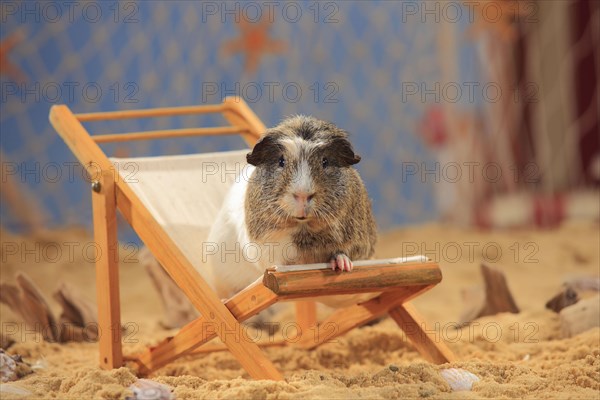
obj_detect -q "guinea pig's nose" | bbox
[293,192,315,204]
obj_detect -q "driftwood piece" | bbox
[546,276,599,313]
[479,262,519,315]
[139,247,198,329]
[545,285,580,313]
[53,283,99,341]
[0,273,59,342]
[459,263,519,324]
[0,273,101,343]
[559,295,600,337]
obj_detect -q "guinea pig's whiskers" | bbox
[271,207,289,229]
[314,208,335,231]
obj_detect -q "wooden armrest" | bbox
[262,259,441,299]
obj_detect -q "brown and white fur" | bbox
[203,116,377,307]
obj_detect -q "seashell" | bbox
[126,379,175,400]
[0,383,32,397]
[0,352,17,383]
[440,368,480,391]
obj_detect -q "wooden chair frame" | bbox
[49,98,456,380]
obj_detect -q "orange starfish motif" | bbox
[0,30,26,82]
[223,16,287,74]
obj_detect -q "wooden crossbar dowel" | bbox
[263,262,441,299]
[75,104,228,122]
[92,126,249,143]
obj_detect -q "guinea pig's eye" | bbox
[278,156,285,168]
[322,157,329,168]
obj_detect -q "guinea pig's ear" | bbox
[330,137,361,166]
[247,134,281,166]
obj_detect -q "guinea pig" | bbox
[202,115,377,307]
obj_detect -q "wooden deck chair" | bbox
[49,98,456,381]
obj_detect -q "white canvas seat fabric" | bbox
[110,149,249,276]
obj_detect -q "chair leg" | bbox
[295,301,317,332]
[296,285,433,350]
[92,170,122,369]
[388,302,456,364]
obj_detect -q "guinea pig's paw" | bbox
[330,252,353,272]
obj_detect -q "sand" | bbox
[0,221,598,399]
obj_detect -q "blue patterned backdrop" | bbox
[1,1,481,237]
